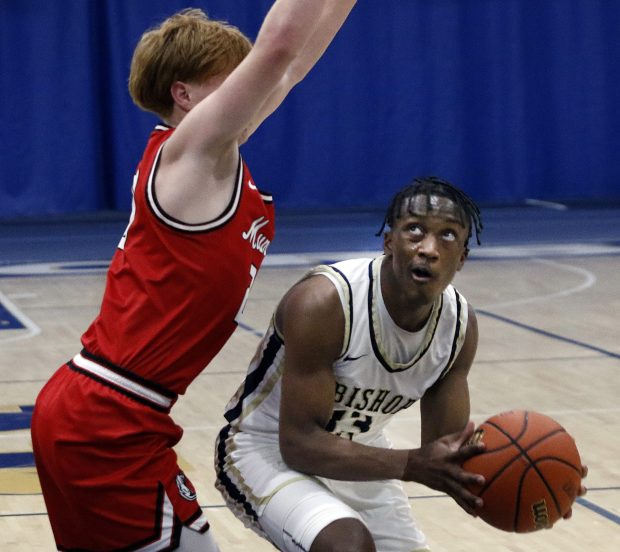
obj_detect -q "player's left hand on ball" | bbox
[562,464,588,520]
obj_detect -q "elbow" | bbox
[257,19,305,71]
[279,430,310,472]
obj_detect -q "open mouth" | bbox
[411,265,433,281]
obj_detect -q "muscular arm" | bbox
[239,0,358,143]
[278,275,410,481]
[156,1,357,222]
[279,288,485,514]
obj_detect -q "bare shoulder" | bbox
[278,273,342,322]
[276,273,345,351]
[466,302,478,331]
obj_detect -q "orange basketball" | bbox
[462,410,582,532]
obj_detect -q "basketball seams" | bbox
[463,410,581,533]
[479,415,572,531]
[519,462,562,526]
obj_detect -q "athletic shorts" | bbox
[215,424,429,552]
[31,358,210,551]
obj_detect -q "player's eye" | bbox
[408,224,424,237]
[442,229,457,242]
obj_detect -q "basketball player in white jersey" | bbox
[216,177,586,551]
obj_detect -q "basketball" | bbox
[462,410,582,533]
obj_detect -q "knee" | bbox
[310,518,375,552]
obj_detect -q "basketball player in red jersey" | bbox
[30,3,357,551]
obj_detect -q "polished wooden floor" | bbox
[1,209,619,551]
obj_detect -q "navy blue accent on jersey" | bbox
[224,331,284,423]
[411,295,443,366]
[215,425,259,522]
[328,264,354,356]
[366,260,390,371]
[439,289,463,379]
[366,260,444,373]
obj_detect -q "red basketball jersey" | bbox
[81,124,275,395]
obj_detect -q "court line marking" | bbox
[478,259,597,310]
[0,290,40,342]
[477,310,620,360]
[0,241,619,277]
[575,497,620,524]
[2,488,618,525]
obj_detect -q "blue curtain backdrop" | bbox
[1,0,619,219]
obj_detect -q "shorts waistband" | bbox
[70,352,176,411]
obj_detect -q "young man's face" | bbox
[383,194,469,302]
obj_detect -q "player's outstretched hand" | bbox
[403,421,486,516]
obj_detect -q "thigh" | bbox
[261,477,365,552]
[323,478,429,552]
[32,366,208,550]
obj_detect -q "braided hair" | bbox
[376,176,483,251]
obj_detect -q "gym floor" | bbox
[1,203,619,550]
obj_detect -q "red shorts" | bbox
[31,357,209,551]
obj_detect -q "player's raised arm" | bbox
[167,0,356,157]
[151,0,356,222]
[239,0,358,143]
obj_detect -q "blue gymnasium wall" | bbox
[1,0,619,219]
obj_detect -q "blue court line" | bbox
[477,309,620,360]
[0,303,25,330]
[0,406,33,431]
[0,452,34,469]
[576,497,620,524]
[237,321,265,338]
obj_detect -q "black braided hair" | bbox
[376,176,483,250]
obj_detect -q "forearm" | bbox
[281,428,409,481]
[287,0,357,84]
[239,0,357,142]
[255,0,330,61]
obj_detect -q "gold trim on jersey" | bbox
[304,264,353,359]
[369,257,444,372]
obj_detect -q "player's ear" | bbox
[383,231,393,256]
[456,247,468,271]
[170,81,192,112]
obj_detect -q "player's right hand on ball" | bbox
[403,421,486,516]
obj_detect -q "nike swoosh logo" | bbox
[343,354,367,362]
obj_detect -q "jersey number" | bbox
[325,409,373,440]
[118,170,139,250]
[234,264,258,324]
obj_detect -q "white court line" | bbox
[479,259,597,310]
[0,290,41,343]
[0,242,619,276]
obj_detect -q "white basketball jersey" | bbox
[223,256,468,445]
